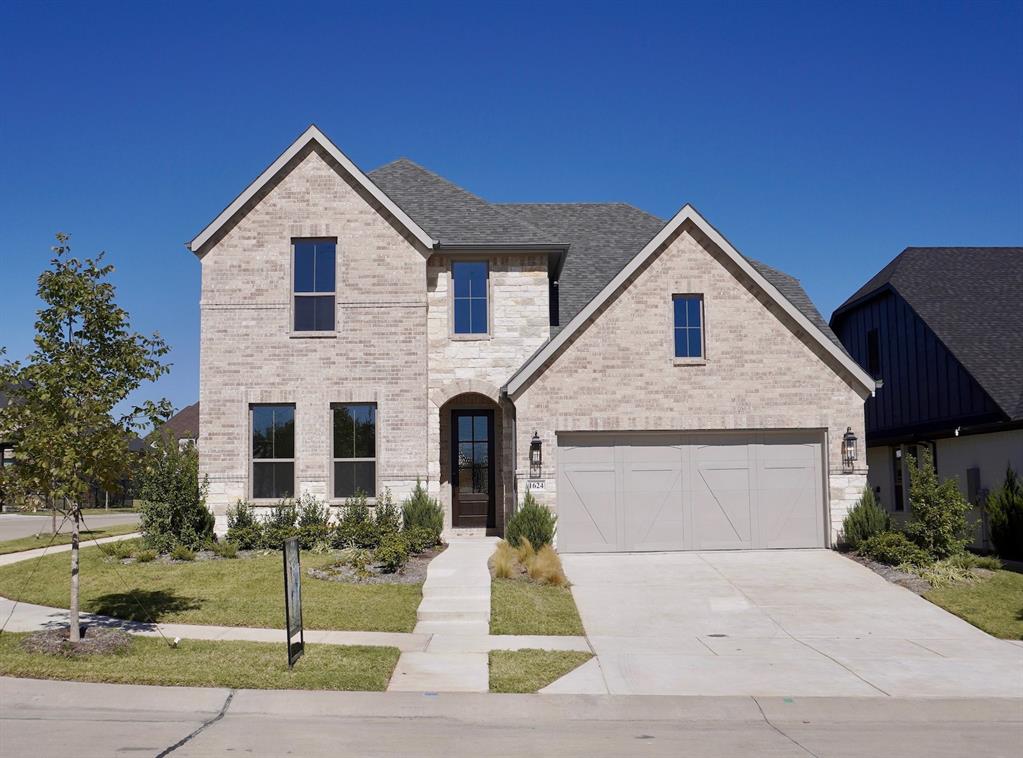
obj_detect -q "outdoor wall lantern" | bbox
[529,431,542,478]
[842,427,858,473]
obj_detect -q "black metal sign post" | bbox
[282,536,304,668]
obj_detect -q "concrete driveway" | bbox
[561,550,1023,697]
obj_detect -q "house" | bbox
[187,125,873,551]
[830,247,1023,547]
[158,402,200,449]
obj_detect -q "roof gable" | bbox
[505,205,875,396]
[832,247,1023,420]
[187,126,435,254]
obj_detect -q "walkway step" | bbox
[387,652,488,692]
[417,597,489,615]
[414,620,490,636]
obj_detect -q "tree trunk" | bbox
[51,497,57,536]
[69,504,80,642]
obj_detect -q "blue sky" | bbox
[2,0,1021,419]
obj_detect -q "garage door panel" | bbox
[559,465,618,552]
[693,461,755,550]
[756,442,822,549]
[622,461,685,551]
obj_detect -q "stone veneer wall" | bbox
[197,145,431,532]
[511,220,869,545]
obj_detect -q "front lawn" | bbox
[0,543,422,632]
[0,524,139,556]
[925,569,1023,640]
[490,578,585,636]
[0,633,399,690]
[489,649,593,693]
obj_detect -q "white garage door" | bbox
[556,431,825,552]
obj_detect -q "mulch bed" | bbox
[308,545,445,585]
[22,626,131,658]
[846,552,932,594]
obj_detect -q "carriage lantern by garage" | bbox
[841,427,858,473]
[529,432,542,478]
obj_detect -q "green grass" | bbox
[489,649,593,693]
[0,632,399,690]
[490,578,585,636]
[0,524,139,556]
[925,569,1023,640]
[0,543,422,632]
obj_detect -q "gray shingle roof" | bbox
[832,247,1023,421]
[368,159,561,247]
[367,158,846,357]
[160,402,200,440]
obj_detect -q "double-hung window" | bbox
[673,294,704,359]
[293,239,336,331]
[333,403,377,498]
[251,405,295,499]
[452,261,488,335]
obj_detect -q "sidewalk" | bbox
[0,532,140,567]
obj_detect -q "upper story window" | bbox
[333,403,376,498]
[252,404,295,500]
[673,294,704,359]
[452,261,488,335]
[293,239,336,332]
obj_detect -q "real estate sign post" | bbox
[283,537,304,668]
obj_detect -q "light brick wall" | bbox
[511,221,868,543]
[198,145,431,531]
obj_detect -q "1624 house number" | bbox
[526,480,545,490]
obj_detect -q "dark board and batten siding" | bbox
[832,290,1002,441]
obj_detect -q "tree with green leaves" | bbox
[136,433,213,554]
[0,234,171,642]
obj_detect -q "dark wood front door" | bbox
[451,410,495,529]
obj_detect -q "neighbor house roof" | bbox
[831,247,1023,421]
[159,402,200,441]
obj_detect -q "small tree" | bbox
[0,234,170,641]
[842,488,890,550]
[904,449,970,559]
[987,466,1023,560]
[136,433,213,553]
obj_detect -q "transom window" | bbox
[252,405,295,499]
[452,261,488,335]
[673,294,704,359]
[333,403,376,498]
[293,239,336,331]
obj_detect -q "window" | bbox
[892,447,904,512]
[252,405,295,499]
[673,294,704,359]
[452,261,488,335]
[293,239,336,331]
[333,403,376,498]
[867,328,880,379]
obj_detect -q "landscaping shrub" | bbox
[375,532,410,573]
[170,544,195,561]
[134,549,156,563]
[505,491,556,548]
[904,450,970,559]
[374,489,401,537]
[492,541,516,579]
[987,466,1023,560]
[104,540,136,560]
[333,492,381,549]
[295,494,331,549]
[135,433,214,553]
[226,500,262,549]
[841,489,889,549]
[946,552,1001,571]
[401,479,443,542]
[404,525,439,554]
[859,530,930,567]
[527,544,568,587]
[210,541,238,559]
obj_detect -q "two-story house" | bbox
[187,126,873,552]
[830,247,1023,547]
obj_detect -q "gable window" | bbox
[252,405,295,499]
[293,239,336,331]
[866,328,881,379]
[673,294,704,359]
[333,403,376,498]
[452,261,488,335]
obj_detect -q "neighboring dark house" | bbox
[830,247,1023,546]
[158,402,200,448]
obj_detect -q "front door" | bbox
[451,410,495,529]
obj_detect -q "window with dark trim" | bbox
[333,403,376,498]
[673,294,704,358]
[892,447,904,512]
[452,261,488,334]
[252,405,295,499]
[293,239,336,331]
[867,328,880,379]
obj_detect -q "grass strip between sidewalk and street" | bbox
[0,543,423,632]
[0,633,400,690]
[489,649,593,693]
[925,569,1023,640]
[490,578,585,636]
[0,524,139,556]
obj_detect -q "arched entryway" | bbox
[438,392,509,534]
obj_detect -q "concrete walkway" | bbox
[0,532,140,567]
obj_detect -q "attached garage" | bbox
[556,431,826,552]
